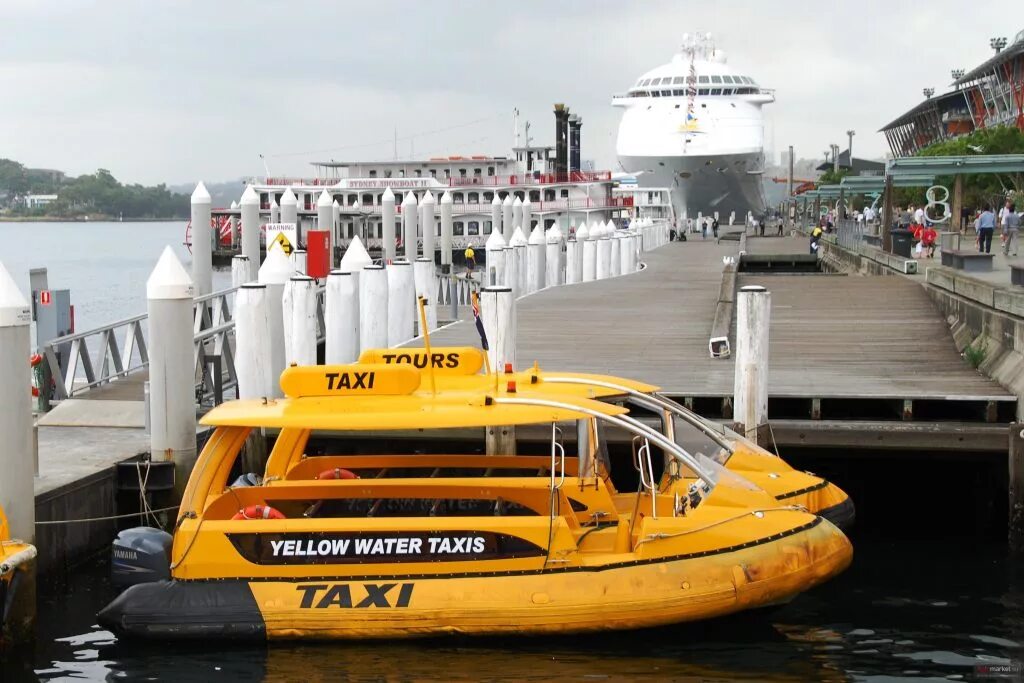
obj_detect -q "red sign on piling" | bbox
[40,290,52,306]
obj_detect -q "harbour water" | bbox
[0,221,229,339]
[4,535,1020,681]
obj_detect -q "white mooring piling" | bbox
[235,283,274,399]
[280,188,298,240]
[291,249,307,275]
[231,255,252,288]
[0,261,33,542]
[420,190,436,264]
[401,192,418,261]
[481,285,517,456]
[190,182,213,297]
[270,199,280,224]
[146,247,197,495]
[317,189,333,238]
[521,197,532,235]
[565,235,581,285]
[733,285,771,445]
[545,225,563,288]
[512,196,523,237]
[490,195,502,242]
[510,227,528,295]
[596,224,612,280]
[502,246,518,299]
[240,184,261,270]
[413,258,437,333]
[528,224,546,292]
[387,260,415,346]
[359,264,388,349]
[484,229,507,287]
[326,269,360,364]
[284,275,317,366]
[332,199,341,252]
[440,191,453,271]
[619,232,631,275]
[581,223,597,282]
[228,201,239,247]
[502,194,515,243]
[380,187,397,264]
[339,235,373,274]
[257,248,292,398]
[610,233,622,278]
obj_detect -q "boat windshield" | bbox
[671,414,731,464]
[695,453,760,492]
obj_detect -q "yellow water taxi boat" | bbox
[1,506,36,647]
[99,363,852,640]
[358,347,854,530]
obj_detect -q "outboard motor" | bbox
[111,526,172,588]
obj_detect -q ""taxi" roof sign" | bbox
[280,364,421,398]
[357,347,485,375]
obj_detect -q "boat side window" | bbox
[430,169,437,178]
[722,76,734,84]
[487,166,495,176]
[672,76,685,84]
[468,221,480,236]
[710,88,722,96]
[661,90,671,96]
[710,75,722,84]
[529,190,540,202]
[640,79,650,86]
[698,76,709,84]
[468,192,479,203]
[483,220,492,235]
[672,89,684,96]
[454,221,465,236]
[369,170,377,178]
[652,91,661,97]
[361,193,373,206]
[459,168,467,178]
[698,88,709,96]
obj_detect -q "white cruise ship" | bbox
[612,33,774,223]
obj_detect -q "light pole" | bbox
[922,87,935,98]
[846,130,855,166]
[990,37,1007,53]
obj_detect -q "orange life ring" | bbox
[316,468,359,480]
[231,504,285,520]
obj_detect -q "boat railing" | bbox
[40,282,328,408]
[242,171,614,190]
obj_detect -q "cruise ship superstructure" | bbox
[613,33,774,223]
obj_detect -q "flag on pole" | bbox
[471,291,489,351]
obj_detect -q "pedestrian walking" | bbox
[702,220,708,240]
[976,205,996,254]
[712,217,719,238]
[1002,203,1020,257]
[464,246,476,273]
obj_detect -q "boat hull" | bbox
[618,153,767,222]
[98,517,851,640]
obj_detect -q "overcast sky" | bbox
[1,0,1016,186]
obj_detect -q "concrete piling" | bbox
[270,199,280,224]
[484,229,507,287]
[240,184,261,270]
[581,223,597,282]
[231,255,252,288]
[521,197,532,235]
[339,235,373,273]
[619,232,631,275]
[545,225,563,287]
[502,194,514,243]
[401,192,418,261]
[381,187,397,264]
[290,249,307,275]
[257,248,292,398]
[190,182,213,298]
[491,195,502,241]
[480,285,516,375]
[332,199,341,249]
[0,261,33,542]
[440,191,453,272]
[326,270,360,364]
[512,196,523,237]
[146,247,197,496]
[502,246,518,299]
[528,225,546,293]
[359,265,388,349]
[284,275,317,367]
[510,227,528,295]
[420,191,436,263]
[280,188,298,242]
[235,283,274,399]
[610,233,621,277]
[386,260,415,346]
[228,201,239,247]
[733,285,771,445]
[565,235,581,285]
[413,258,437,333]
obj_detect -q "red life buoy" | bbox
[316,468,359,480]
[231,505,286,520]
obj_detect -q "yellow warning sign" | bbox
[272,232,293,255]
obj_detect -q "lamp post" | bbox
[990,37,1007,53]
[846,130,855,167]
[923,88,935,98]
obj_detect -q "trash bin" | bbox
[890,229,913,258]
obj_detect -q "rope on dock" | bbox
[34,506,179,526]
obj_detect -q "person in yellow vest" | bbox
[810,224,824,254]
[464,246,476,273]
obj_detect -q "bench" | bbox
[940,250,995,273]
[1012,264,1024,287]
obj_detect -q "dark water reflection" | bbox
[4,537,1022,682]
